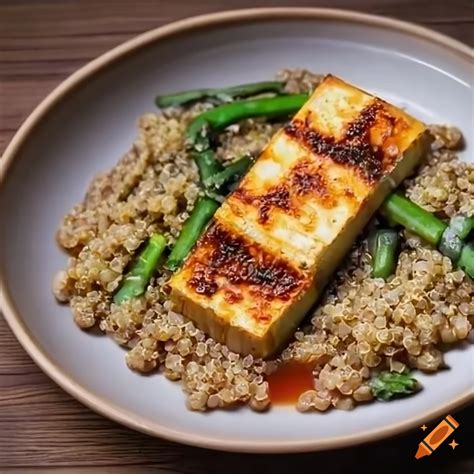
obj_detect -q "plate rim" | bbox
[0,7,473,453]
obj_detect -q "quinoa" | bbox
[53,70,473,412]
[405,126,473,217]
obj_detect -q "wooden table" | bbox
[1,1,473,472]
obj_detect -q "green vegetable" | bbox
[381,193,447,246]
[192,149,223,183]
[187,94,309,151]
[449,215,474,240]
[439,227,463,262]
[113,234,167,305]
[156,81,285,108]
[369,229,399,279]
[458,242,474,278]
[369,371,420,401]
[165,196,220,271]
[203,155,253,191]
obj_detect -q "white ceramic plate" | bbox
[0,8,473,453]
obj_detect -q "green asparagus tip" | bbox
[369,371,420,401]
[449,215,474,241]
[369,229,399,280]
[439,227,463,262]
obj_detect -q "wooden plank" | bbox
[0,469,172,474]
[1,1,472,154]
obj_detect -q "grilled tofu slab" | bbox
[170,75,428,358]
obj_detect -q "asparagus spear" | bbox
[156,81,285,108]
[187,94,309,151]
[369,229,399,279]
[448,215,474,240]
[203,155,253,191]
[439,227,463,262]
[113,233,167,304]
[381,194,473,271]
[192,149,223,183]
[369,371,420,401]
[458,242,474,278]
[438,215,474,262]
[380,193,447,246]
[165,196,220,271]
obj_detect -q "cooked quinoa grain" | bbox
[54,70,473,412]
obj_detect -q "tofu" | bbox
[169,75,428,358]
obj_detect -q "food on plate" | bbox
[369,228,399,279]
[155,80,286,108]
[170,75,428,358]
[368,370,419,401]
[186,93,309,151]
[53,69,473,412]
[165,197,219,272]
[113,233,167,305]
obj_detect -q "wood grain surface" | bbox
[0,1,473,472]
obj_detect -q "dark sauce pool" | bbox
[267,362,315,405]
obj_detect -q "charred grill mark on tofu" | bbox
[223,288,243,304]
[285,119,383,183]
[291,163,322,195]
[234,185,291,224]
[352,102,409,170]
[344,188,355,199]
[344,100,383,140]
[257,186,291,223]
[373,111,409,168]
[233,159,333,224]
[284,99,405,183]
[187,223,305,303]
[169,75,427,358]
[187,262,218,296]
[290,160,331,202]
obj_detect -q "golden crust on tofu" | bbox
[170,74,428,358]
[170,219,315,355]
[218,131,371,268]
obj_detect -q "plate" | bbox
[0,8,472,453]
